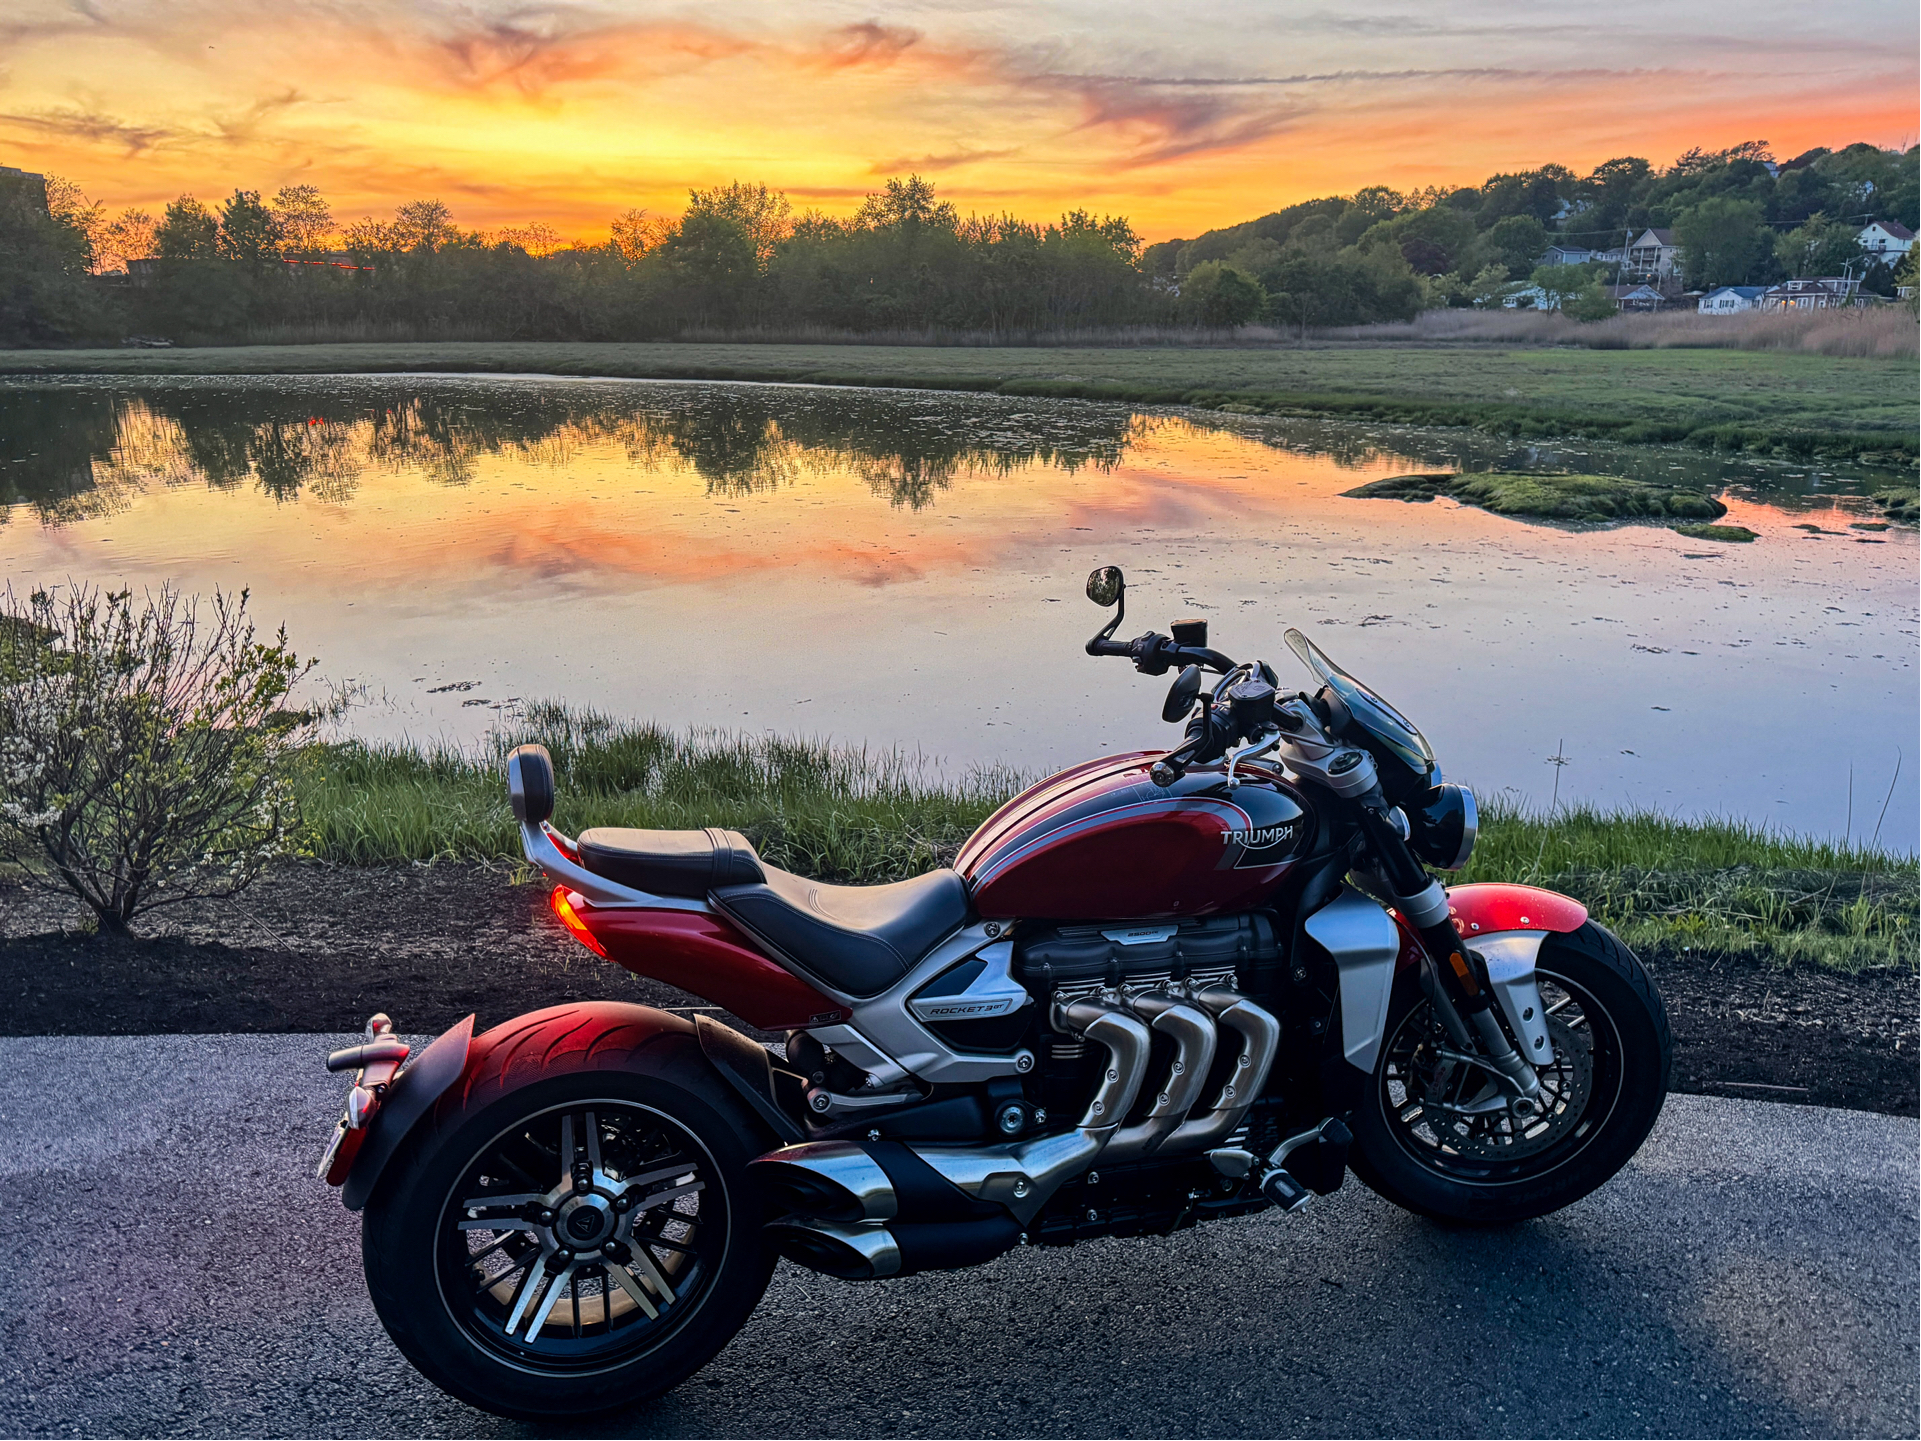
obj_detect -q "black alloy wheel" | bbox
[360,1004,777,1420]
[1348,921,1672,1223]
[443,1100,724,1367]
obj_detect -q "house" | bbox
[1698,285,1767,314]
[1757,277,1860,310]
[1503,285,1552,310]
[1538,244,1595,268]
[1623,228,1681,280]
[1606,282,1668,312]
[1857,221,1914,260]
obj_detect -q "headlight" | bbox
[1406,784,1477,871]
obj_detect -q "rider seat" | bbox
[576,826,969,998]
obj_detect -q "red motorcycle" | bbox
[319,566,1671,1420]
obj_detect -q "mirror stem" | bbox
[1085,590,1126,655]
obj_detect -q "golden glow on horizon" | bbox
[2,0,1914,241]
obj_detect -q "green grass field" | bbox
[4,340,1914,462]
[299,705,1917,973]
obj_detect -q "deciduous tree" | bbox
[1672,197,1772,286]
[216,190,284,262]
[270,184,333,257]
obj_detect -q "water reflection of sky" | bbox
[2,375,1914,846]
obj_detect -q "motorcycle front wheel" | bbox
[1348,920,1672,1224]
[359,1004,776,1420]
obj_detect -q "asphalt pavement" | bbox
[0,1033,1913,1439]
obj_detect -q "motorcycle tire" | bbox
[1348,920,1672,1225]
[360,1003,777,1420]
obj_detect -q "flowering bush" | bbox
[0,584,317,932]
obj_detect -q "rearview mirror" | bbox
[1162,665,1202,723]
[1086,565,1125,609]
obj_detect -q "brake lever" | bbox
[1222,726,1282,790]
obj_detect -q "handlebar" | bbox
[1087,629,1236,676]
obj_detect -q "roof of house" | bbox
[1630,228,1676,247]
[1761,277,1854,294]
[1862,220,1915,240]
[1703,286,1766,299]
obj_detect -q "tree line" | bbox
[1156,141,1920,326]
[1,138,1915,347]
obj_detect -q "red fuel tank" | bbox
[957,751,1312,922]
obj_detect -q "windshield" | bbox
[1282,628,1436,777]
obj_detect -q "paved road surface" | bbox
[0,1034,1913,1439]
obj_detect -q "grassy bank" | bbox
[300,707,1917,973]
[3,340,1914,465]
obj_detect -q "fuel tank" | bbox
[957,752,1311,922]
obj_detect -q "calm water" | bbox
[2,375,1914,845]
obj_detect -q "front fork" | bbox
[1356,808,1544,1112]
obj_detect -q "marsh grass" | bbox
[302,702,1020,885]
[295,705,1917,973]
[1461,798,1917,972]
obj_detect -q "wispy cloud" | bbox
[816,21,920,70]
[0,106,177,155]
[871,147,1017,174]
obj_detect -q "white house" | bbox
[1698,285,1767,314]
[1623,228,1681,280]
[1758,277,1860,310]
[1857,221,1914,260]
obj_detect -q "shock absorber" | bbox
[1356,805,1541,1104]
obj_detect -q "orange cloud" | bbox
[0,1,1910,240]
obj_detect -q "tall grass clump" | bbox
[1321,306,1919,359]
[1461,796,1918,972]
[301,701,1024,883]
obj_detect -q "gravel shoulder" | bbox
[0,1034,1912,1439]
[1,861,1913,1116]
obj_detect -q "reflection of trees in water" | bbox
[2,383,1142,521]
[0,389,129,525]
[2,383,1794,530]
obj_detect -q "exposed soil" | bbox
[2,861,1913,1116]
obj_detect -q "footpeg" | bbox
[1252,1116,1354,1213]
[1260,1166,1313,1212]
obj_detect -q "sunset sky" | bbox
[3,0,1915,241]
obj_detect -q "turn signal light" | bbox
[549,886,609,958]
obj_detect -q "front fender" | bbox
[1383,883,1588,1076]
[1445,882,1587,938]
[341,1014,473,1212]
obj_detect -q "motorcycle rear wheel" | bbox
[1348,920,1671,1224]
[359,1004,776,1420]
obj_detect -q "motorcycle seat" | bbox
[712,868,970,999]
[576,826,766,898]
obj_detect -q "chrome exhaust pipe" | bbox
[1161,983,1282,1153]
[910,994,1152,1225]
[1100,992,1217,1163]
[746,1140,898,1222]
[763,1217,902,1279]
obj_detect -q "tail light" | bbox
[549,886,609,957]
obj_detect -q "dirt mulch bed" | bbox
[2,861,1914,1117]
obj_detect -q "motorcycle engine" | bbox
[1013,913,1282,1122]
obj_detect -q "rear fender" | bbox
[339,1008,806,1210]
